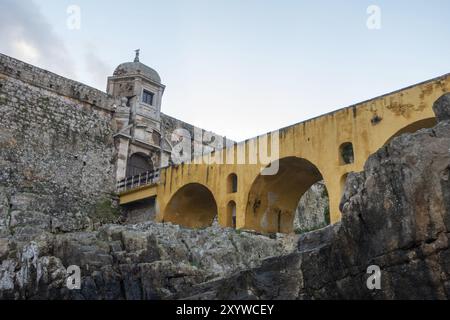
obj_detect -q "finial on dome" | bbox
[134,49,140,62]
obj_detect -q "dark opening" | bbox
[152,131,161,145]
[340,142,354,165]
[341,173,349,196]
[227,173,238,193]
[126,153,153,177]
[227,201,237,228]
[142,89,154,106]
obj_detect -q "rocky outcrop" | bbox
[433,93,450,122]
[172,107,450,299]
[294,181,330,233]
[0,221,295,299]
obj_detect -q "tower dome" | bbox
[113,49,161,83]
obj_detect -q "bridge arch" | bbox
[163,183,218,228]
[245,156,329,234]
[384,117,437,146]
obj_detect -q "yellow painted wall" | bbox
[119,185,157,205]
[122,73,450,233]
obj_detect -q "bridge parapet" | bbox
[117,170,160,193]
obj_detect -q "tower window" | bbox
[142,89,154,105]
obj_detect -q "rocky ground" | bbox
[1,95,450,300]
[0,220,296,299]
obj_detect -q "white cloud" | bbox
[0,0,76,78]
[12,39,40,62]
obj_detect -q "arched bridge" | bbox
[118,73,450,233]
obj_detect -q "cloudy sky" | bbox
[1,0,450,141]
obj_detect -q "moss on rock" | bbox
[89,198,121,224]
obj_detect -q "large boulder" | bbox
[433,93,450,122]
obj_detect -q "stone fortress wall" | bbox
[0,54,116,112]
[0,53,118,237]
[0,53,230,235]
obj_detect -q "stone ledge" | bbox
[0,53,118,112]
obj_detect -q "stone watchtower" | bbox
[108,50,168,181]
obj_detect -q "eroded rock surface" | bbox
[0,221,294,299]
[294,181,330,233]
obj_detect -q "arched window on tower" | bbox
[126,153,154,177]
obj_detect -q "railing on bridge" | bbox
[117,170,160,193]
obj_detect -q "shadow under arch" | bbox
[164,183,218,228]
[245,156,329,234]
[384,117,437,146]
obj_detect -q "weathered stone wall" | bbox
[161,113,234,159]
[0,54,119,239]
[124,199,156,224]
[0,54,115,112]
[162,113,208,149]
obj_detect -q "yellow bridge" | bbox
[119,73,450,233]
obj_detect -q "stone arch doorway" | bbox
[245,157,329,234]
[126,152,154,177]
[163,183,218,228]
[384,117,437,146]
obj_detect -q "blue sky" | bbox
[1,0,450,141]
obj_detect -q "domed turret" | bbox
[108,50,168,183]
[112,49,161,83]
